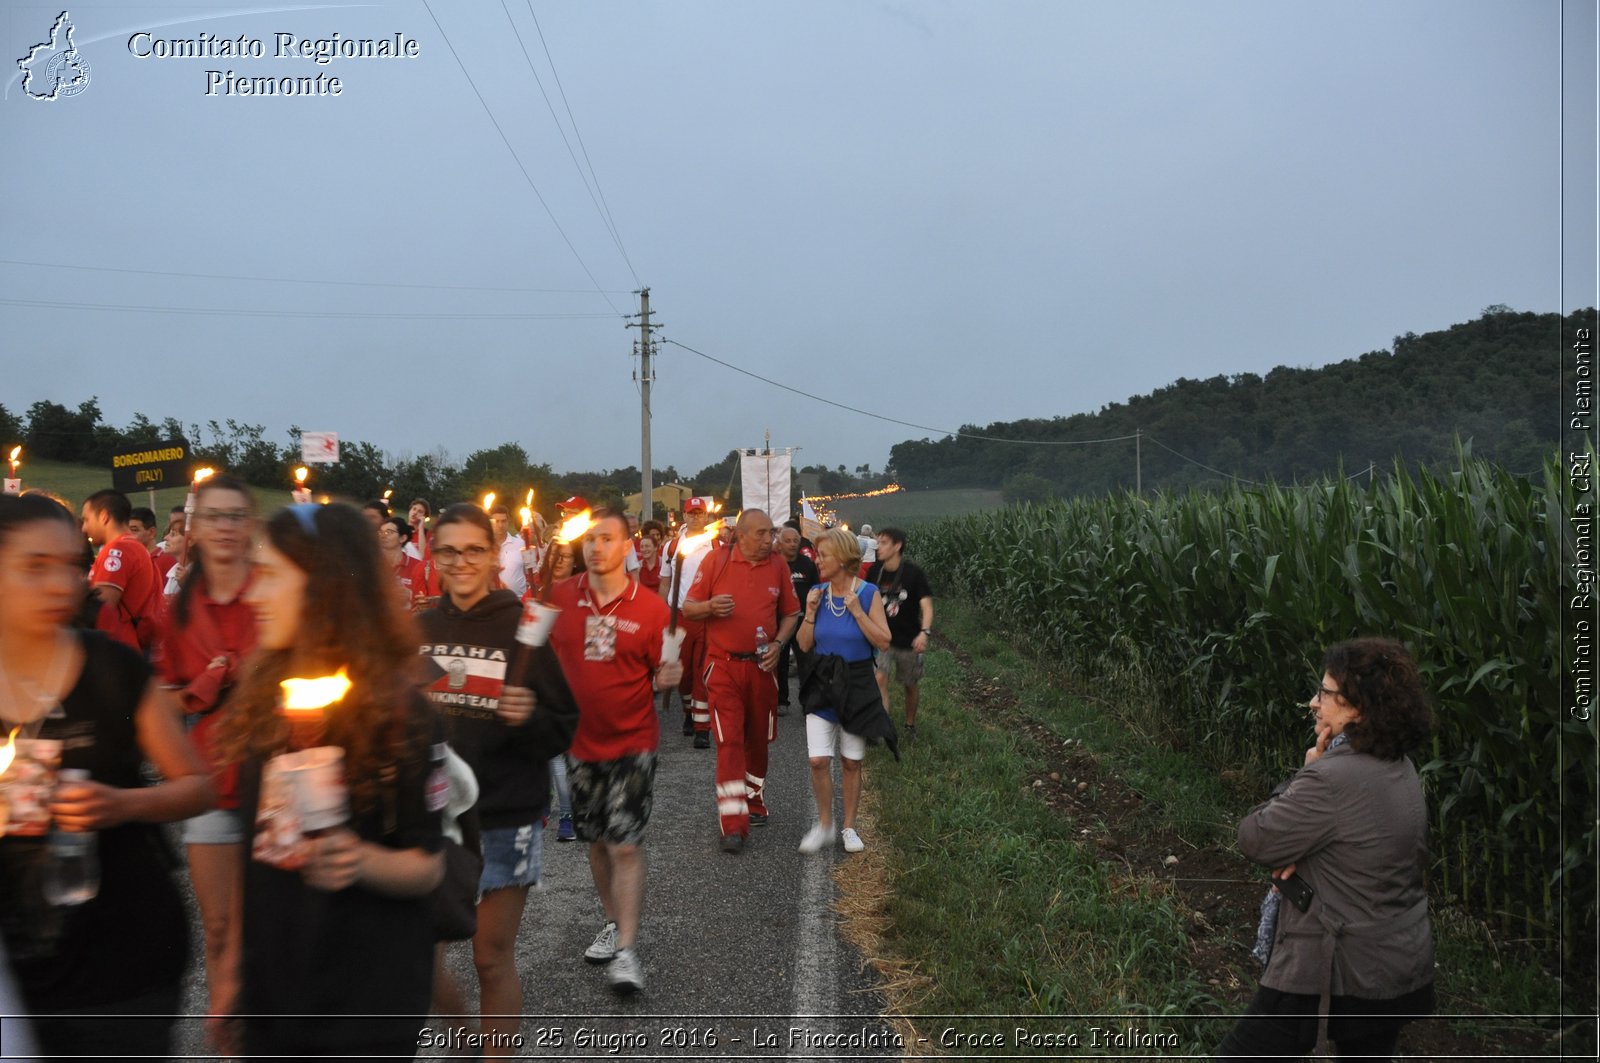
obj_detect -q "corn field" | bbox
[918,449,1592,964]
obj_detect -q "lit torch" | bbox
[520,489,535,546]
[291,466,312,504]
[279,667,352,750]
[0,725,20,837]
[668,518,725,630]
[180,467,215,566]
[481,491,496,513]
[539,508,595,602]
[3,446,19,495]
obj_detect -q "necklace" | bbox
[581,576,628,619]
[825,578,856,617]
[0,632,73,729]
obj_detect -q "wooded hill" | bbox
[888,306,1589,499]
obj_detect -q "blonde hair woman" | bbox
[794,526,894,854]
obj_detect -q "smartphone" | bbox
[1276,872,1314,913]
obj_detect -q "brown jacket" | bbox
[1237,743,1435,999]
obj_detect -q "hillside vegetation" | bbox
[889,306,1585,498]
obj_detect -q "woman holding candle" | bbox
[156,473,258,1033]
[218,502,446,1059]
[0,493,215,1058]
[419,503,579,1055]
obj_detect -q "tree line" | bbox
[887,306,1591,500]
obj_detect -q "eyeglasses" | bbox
[1312,684,1343,702]
[434,545,492,565]
[197,509,252,524]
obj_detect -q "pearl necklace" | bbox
[825,578,857,617]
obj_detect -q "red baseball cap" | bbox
[684,497,708,513]
[557,495,589,512]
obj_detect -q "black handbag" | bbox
[431,806,482,942]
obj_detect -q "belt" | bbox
[717,652,762,662]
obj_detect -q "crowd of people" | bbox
[0,485,935,1058]
[0,479,1440,1060]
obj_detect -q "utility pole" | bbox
[629,289,654,520]
[1135,428,1142,495]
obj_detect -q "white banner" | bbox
[740,448,792,523]
[300,432,340,464]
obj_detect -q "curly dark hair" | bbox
[1324,637,1434,760]
[215,502,429,815]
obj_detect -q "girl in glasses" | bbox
[419,503,578,1057]
[155,473,257,1041]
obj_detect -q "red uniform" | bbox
[90,534,160,654]
[392,554,427,611]
[686,548,800,838]
[548,575,668,761]
[157,575,257,809]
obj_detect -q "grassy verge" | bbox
[848,597,1569,1056]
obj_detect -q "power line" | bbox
[1142,434,1267,486]
[501,0,641,287]
[661,337,1139,446]
[420,0,624,317]
[0,297,616,321]
[0,258,631,296]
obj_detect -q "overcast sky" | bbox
[3,0,1595,477]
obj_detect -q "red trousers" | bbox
[704,656,777,837]
[677,621,711,732]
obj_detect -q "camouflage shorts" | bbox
[565,751,657,846]
[874,645,924,685]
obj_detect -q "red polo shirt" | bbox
[549,574,669,761]
[686,547,800,658]
[90,533,160,653]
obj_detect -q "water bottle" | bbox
[44,769,99,906]
[754,625,769,658]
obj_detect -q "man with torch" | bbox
[547,508,682,993]
[662,497,716,746]
[681,510,801,853]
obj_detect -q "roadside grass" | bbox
[863,614,1223,1053]
[831,488,1005,530]
[856,597,1567,1055]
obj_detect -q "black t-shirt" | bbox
[864,559,934,649]
[0,631,188,1012]
[786,554,820,607]
[239,693,444,1049]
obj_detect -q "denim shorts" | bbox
[182,806,246,845]
[478,823,542,893]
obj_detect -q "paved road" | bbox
[171,678,901,1060]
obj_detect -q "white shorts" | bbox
[805,713,866,761]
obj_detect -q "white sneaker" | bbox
[584,921,617,964]
[841,827,865,853]
[607,947,645,994]
[798,822,833,854]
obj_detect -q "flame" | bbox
[481,491,496,512]
[193,467,216,486]
[677,518,725,557]
[280,668,353,714]
[293,466,309,485]
[0,726,19,778]
[382,488,393,500]
[524,489,534,507]
[519,506,532,527]
[554,508,595,545]
[6,446,19,463]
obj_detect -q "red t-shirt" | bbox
[152,549,179,582]
[548,574,668,761]
[156,577,257,808]
[686,548,801,658]
[393,554,427,610]
[637,554,663,592]
[90,533,160,653]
